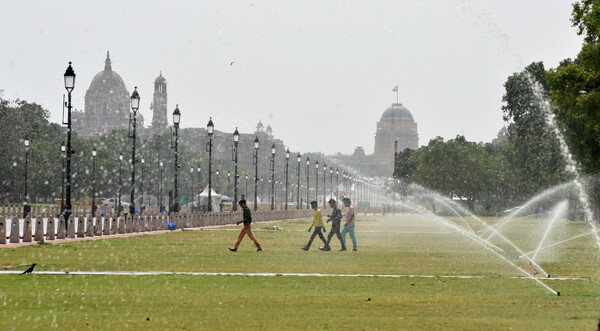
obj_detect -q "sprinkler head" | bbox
[556,292,560,296]
[547,274,550,278]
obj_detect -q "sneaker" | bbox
[318,247,325,251]
[352,248,358,251]
[323,246,331,251]
[257,247,263,252]
[228,247,237,252]
[339,248,346,251]
[301,246,309,251]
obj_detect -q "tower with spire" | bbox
[151,72,169,134]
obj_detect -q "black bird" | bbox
[21,263,36,275]
[230,61,235,66]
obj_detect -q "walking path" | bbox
[0,270,588,280]
[1,221,278,249]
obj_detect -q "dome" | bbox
[86,51,129,97]
[155,72,167,84]
[380,103,414,122]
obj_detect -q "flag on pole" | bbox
[392,85,398,92]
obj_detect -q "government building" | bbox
[334,103,419,177]
[72,52,418,178]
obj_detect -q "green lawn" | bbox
[1,214,600,330]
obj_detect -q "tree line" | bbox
[394,1,600,214]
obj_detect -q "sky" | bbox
[0,0,584,155]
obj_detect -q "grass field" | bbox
[1,214,600,330]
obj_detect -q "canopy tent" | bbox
[197,187,222,212]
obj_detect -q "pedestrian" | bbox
[302,201,330,251]
[229,199,262,252]
[340,197,357,251]
[320,198,345,251]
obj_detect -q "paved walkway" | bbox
[1,221,280,248]
[0,270,588,280]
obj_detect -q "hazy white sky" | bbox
[0,0,583,155]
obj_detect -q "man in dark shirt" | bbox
[229,199,262,252]
[321,198,345,251]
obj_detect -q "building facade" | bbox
[72,52,145,137]
[335,102,419,177]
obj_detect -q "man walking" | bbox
[340,197,357,251]
[229,199,262,252]
[320,198,345,251]
[302,201,330,251]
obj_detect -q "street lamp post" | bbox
[253,137,259,210]
[206,117,214,212]
[232,128,239,210]
[11,161,17,203]
[91,147,97,216]
[315,161,319,204]
[245,174,248,199]
[190,167,194,211]
[296,153,301,210]
[335,168,339,200]
[23,137,30,218]
[63,62,76,225]
[322,163,327,209]
[118,153,123,216]
[60,142,66,215]
[227,170,231,198]
[284,148,290,210]
[129,87,140,215]
[159,161,164,213]
[305,157,310,209]
[329,167,333,203]
[343,172,347,198]
[197,165,201,205]
[215,169,219,192]
[140,158,145,211]
[270,143,276,210]
[171,105,181,213]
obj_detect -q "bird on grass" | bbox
[21,263,36,275]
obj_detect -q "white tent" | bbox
[198,187,222,211]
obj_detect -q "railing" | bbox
[0,209,313,245]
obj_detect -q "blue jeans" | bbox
[341,225,357,250]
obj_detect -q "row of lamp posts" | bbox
[60,62,359,219]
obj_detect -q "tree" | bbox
[546,2,600,174]
[410,136,491,211]
[502,62,567,201]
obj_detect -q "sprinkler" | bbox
[557,292,560,296]
[547,274,550,278]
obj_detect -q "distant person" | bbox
[321,198,345,251]
[302,201,329,251]
[229,199,262,252]
[340,197,357,251]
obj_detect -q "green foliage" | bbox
[409,136,495,211]
[0,98,63,204]
[547,14,600,174]
[502,62,567,201]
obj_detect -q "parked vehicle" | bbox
[102,198,130,208]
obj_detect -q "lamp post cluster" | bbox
[60,62,368,216]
